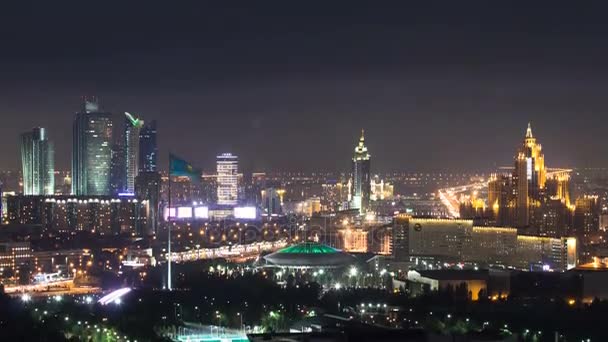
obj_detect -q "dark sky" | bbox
[1,2,608,172]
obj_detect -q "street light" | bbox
[237,312,243,332]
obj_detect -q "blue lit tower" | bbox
[20,127,54,195]
[72,97,113,196]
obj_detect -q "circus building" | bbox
[262,242,356,269]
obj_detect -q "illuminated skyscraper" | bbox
[216,153,238,205]
[514,123,546,227]
[124,112,144,194]
[488,123,572,235]
[351,129,371,213]
[20,127,54,195]
[72,98,113,196]
[139,120,157,173]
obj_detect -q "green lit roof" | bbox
[277,242,340,254]
[125,112,144,128]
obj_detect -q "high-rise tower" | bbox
[124,112,144,194]
[217,153,239,205]
[139,120,157,173]
[21,127,54,195]
[513,123,546,227]
[72,98,113,196]
[351,129,371,214]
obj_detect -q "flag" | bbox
[169,154,200,181]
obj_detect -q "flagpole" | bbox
[168,155,172,291]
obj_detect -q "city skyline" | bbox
[3,4,608,342]
[1,3,608,171]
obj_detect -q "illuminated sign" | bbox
[177,207,193,219]
[234,206,256,219]
[118,192,135,197]
[194,206,209,219]
[164,207,176,220]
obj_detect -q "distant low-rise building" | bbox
[6,195,147,235]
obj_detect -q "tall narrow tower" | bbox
[351,129,371,214]
[124,112,144,194]
[21,127,54,195]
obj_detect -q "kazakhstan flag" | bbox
[169,154,200,180]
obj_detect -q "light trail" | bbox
[98,287,131,305]
[168,239,288,263]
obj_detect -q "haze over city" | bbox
[3,3,608,342]
[2,3,608,171]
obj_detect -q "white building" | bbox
[216,153,238,205]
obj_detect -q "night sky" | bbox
[1,2,608,172]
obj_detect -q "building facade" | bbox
[20,127,54,195]
[72,98,113,196]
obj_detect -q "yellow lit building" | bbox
[370,175,394,201]
[339,228,368,253]
[392,216,577,271]
[487,123,572,235]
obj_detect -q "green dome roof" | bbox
[277,242,340,254]
[263,242,355,268]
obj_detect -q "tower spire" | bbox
[360,128,365,141]
[526,122,533,138]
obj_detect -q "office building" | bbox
[261,188,282,216]
[573,196,600,241]
[392,215,577,271]
[139,120,157,173]
[351,130,371,214]
[217,153,238,205]
[72,98,113,196]
[6,195,147,235]
[20,127,54,195]
[135,171,161,235]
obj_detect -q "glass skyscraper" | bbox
[20,127,54,195]
[124,112,143,194]
[138,120,157,173]
[217,153,238,205]
[72,98,113,196]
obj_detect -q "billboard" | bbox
[164,207,176,220]
[177,207,193,219]
[194,206,209,219]
[234,206,256,219]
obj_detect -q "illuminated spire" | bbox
[526,122,533,138]
[354,129,370,159]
